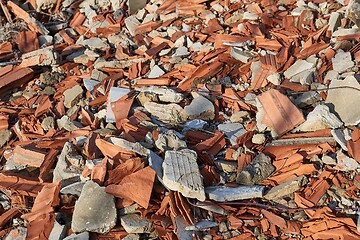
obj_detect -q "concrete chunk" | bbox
[264,176,307,200]
[205,185,265,201]
[120,214,153,233]
[284,59,314,79]
[109,137,149,156]
[236,153,274,185]
[144,102,188,124]
[332,50,354,73]
[155,130,187,152]
[295,105,343,132]
[163,149,206,201]
[82,37,109,51]
[325,75,360,126]
[125,15,140,36]
[184,96,214,121]
[63,85,83,108]
[148,65,165,78]
[218,123,246,145]
[72,181,116,233]
[63,232,89,240]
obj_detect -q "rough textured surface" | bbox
[120,214,153,234]
[205,185,265,201]
[0,130,11,148]
[264,176,307,200]
[236,153,275,185]
[144,102,188,124]
[326,76,360,126]
[218,123,247,145]
[163,149,206,201]
[72,181,116,233]
[155,130,187,152]
[63,85,83,108]
[184,96,215,121]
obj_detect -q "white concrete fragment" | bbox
[184,96,214,121]
[120,214,153,233]
[148,65,165,78]
[174,46,189,57]
[106,87,130,122]
[185,221,219,231]
[183,119,207,131]
[163,149,206,201]
[295,91,322,108]
[218,123,246,145]
[252,133,266,144]
[155,130,187,152]
[295,105,343,132]
[325,75,360,126]
[63,85,83,108]
[215,160,238,173]
[328,12,341,32]
[125,15,141,36]
[230,47,255,63]
[83,79,99,91]
[335,151,360,171]
[63,232,89,240]
[331,129,348,151]
[82,37,109,50]
[48,219,66,240]
[332,50,354,73]
[109,137,150,156]
[136,86,184,103]
[144,102,188,124]
[267,73,281,85]
[205,185,265,202]
[149,151,163,178]
[264,176,307,200]
[72,181,116,233]
[284,59,314,79]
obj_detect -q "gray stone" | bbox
[230,111,250,123]
[205,185,265,201]
[136,86,184,103]
[48,219,66,240]
[155,130,187,152]
[236,153,274,185]
[230,47,255,63]
[0,130,11,148]
[174,46,189,57]
[174,216,193,240]
[264,176,307,200]
[284,59,314,80]
[82,37,109,51]
[53,142,84,182]
[295,105,343,132]
[91,69,108,81]
[218,123,247,145]
[328,12,341,32]
[295,91,322,108]
[325,75,360,126]
[185,221,219,231]
[72,181,116,233]
[346,0,360,28]
[163,149,206,201]
[332,50,354,73]
[321,154,337,165]
[106,87,130,122]
[41,116,55,131]
[60,181,85,196]
[125,16,140,36]
[335,151,360,171]
[149,151,163,178]
[39,71,64,85]
[63,85,83,108]
[57,116,82,131]
[148,65,165,78]
[215,160,238,173]
[252,133,266,145]
[63,232,89,240]
[144,102,188,124]
[267,73,281,85]
[331,129,348,151]
[94,58,144,70]
[184,96,214,121]
[120,214,153,233]
[83,79,99,92]
[109,137,149,156]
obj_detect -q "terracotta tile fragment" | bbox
[15,31,39,53]
[13,144,47,167]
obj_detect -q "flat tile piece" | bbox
[205,185,265,202]
[0,173,44,197]
[13,145,46,168]
[257,89,305,137]
[105,167,155,209]
[163,149,206,201]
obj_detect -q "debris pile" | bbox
[0,0,360,239]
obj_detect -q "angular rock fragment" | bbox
[230,47,255,63]
[49,219,67,240]
[284,59,314,80]
[264,176,307,200]
[331,50,354,73]
[155,130,187,152]
[41,116,55,131]
[120,214,153,234]
[53,142,84,182]
[218,123,246,145]
[346,0,360,28]
[144,102,188,124]
[295,105,342,132]
[331,129,348,151]
[63,85,83,108]
[326,76,360,126]
[163,149,206,201]
[335,151,360,171]
[72,181,116,233]
[125,15,140,36]
[236,153,274,185]
[185,221,219,231]
[82,37,109,51]
[0,130,11,148]
[109,137,149,156]
[148,65,165,78]
[215,160,238,173]
[205,185,265,201]
[136,86,184,103]
[63,232,89,240]
[184,95,214,121]
[57,116,82,131]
